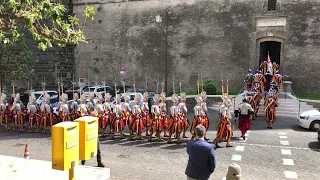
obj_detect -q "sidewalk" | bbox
[0,155,110,180]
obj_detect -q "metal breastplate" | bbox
[132,105,141,114]
[42,104,51,113]
[152,105,160,116]
[96,104,104,114]
[114,105,121,116]
[29,104,37,113]
[60,104,69,113]
[14,103,22,112]
[104,103,111,111]
[80,104,88,114]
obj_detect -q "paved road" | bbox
[0,110,319,180]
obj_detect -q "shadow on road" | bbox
[308,141,320,152]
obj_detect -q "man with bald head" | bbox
[185,125,216,180]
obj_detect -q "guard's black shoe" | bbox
[81,160,85,165]
[226,144,233,148]
[243,136,246,140]
[97,162,105,168]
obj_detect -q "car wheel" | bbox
[310,120,320,131]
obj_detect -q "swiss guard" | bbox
[264,91,279,129]
[86,94,95,115]
[0,92,7,127]
[168,92,181,143]
[27,93,37,132]
[149,94,162,142]
[191,94,202,140]
[244,69,254,91]
[179,91,189,138]
[159,87,168,137]
[95,95,104,135]
[141,92,151,136]
[112,93,125,139]
[121,81,131,127]
[40,93,52,133]
[201,90,209,140]
[59,93,70,122]
[234,97,254,140]
[273,71,283,91]
[213,80,233,148]
[129,92,144,140]
[78,95,88,117]
[70,93,79,121]
[11,93,24,132]
[102,93,112,136]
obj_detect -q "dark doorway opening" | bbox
[259,41,281,66]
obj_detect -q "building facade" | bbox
[73,0,320,94]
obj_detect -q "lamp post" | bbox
[155,10,169,95]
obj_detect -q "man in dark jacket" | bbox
[185,125,216,180]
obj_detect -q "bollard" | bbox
[226,163,242,180]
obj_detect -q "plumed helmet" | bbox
[96,94,103,103]
[44,93,51,103]
[273,62,276,65]
[195,95,202,103]
[1,93,7,102]
[123,94,130,101]
[248,68,251,73]
[160,92,166,99]
[143,92,149,100]
[62,93,68,102]
[29,93,36,103]
[201,91,207,101]
[275,70,279,74]
[153,94,160,102]
[226,163,242,180]
[89,93,95,100]
[171,93,178,103]
[115,94,121,103]
[15,93,20,101]
[180,92,186,101]
[255,69,260,74]
[80,95,86,103]
[135,93,142,102]
[73,93,79,100]
[105,93,111,101]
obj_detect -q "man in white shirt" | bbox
[235,98,254,140]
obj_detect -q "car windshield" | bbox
[35,94,41,100]
[84,87,95,92]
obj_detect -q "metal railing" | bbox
[231,84,247,111]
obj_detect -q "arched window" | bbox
[268,0,277,11]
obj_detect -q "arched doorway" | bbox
[256,37,284,73]
[259,41,281,66]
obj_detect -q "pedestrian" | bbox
[234,98,254,140]
[81,138,105,167]
[185,124,216,180]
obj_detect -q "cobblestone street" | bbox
[1,110,320,180]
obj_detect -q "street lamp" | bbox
[155,10,168,95]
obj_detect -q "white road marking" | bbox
[282,159,294,166]
[231,155,242,161]
[280,141,290,146]
[222,177,226,180]
[278,132,286,135]
[233,142,320,151]
[235,146,245,151]
[247,130,251,133]
[281,149,292,155]
[279,136,288,139]
[284,171,298,179]
[244,133,249,137]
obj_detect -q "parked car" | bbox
[297,109,320,131]
[34,91,58,106]
[318,128,320,142]
[82,86,114,98]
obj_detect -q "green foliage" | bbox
[199,79,217,95]
[296,93,320,100]
[0,0,95,51]
[0,40,34,81]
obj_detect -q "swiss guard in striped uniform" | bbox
[201,90,209,140]
[260,61,268,75]
[179,91,189,138]
[102,93,113,136]
[190,94,203,140]
[129,92,144,140]
[0,92,7,127]
[141,92,151,136]
[159,86,169,137]
[213,80,233,149]
[235,97,254,140]
[264,89,279,129]
[168,92,181,143]
[112,93,125,139]
[273,71,283,91]
[149,94,162,142]
[27,93,37,132]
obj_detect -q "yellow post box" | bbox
[74,116,98,160]
[52,122,79,171]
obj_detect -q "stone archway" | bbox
[256,37,285,73]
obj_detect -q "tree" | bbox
[0,39,34,88]
[0,0,95,51]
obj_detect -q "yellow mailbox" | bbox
[52,122,79,171]
[74,116,98,160]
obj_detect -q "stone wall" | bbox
[73,0,320,94]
